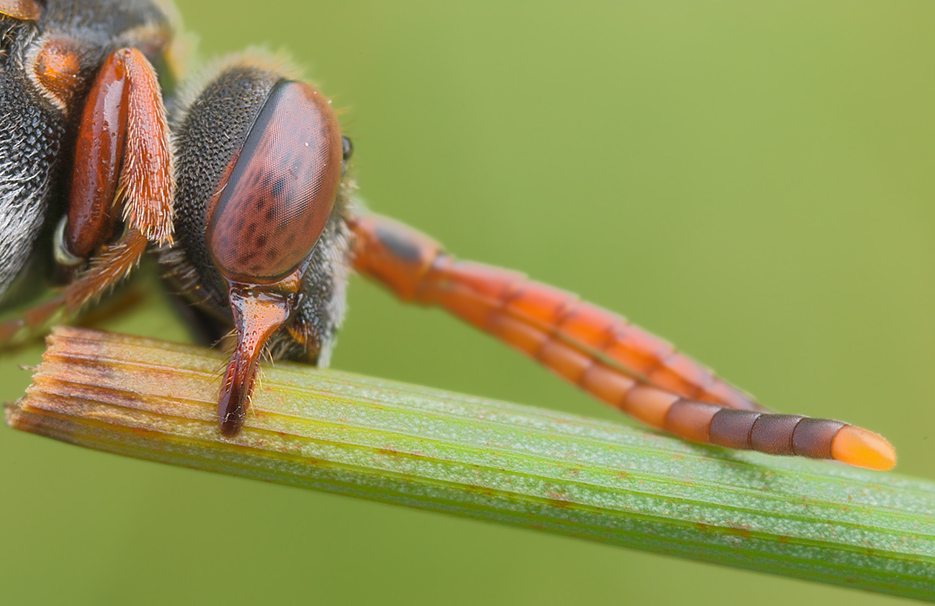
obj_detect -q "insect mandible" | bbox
[0,0,896,470]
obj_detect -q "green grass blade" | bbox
[6,326,934,601]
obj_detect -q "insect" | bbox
[0,0,895,470]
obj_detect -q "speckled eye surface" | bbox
[206,80,343,284]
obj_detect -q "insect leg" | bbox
[349,213,895,470]
[62,49,171,256]
[60,46,173,276]
[0,48,173,346]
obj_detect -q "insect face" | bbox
[162,59,352,435]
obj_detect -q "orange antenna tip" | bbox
[831,425,896,471]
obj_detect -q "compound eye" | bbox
[0,0,41,20]
[206,80,343,284]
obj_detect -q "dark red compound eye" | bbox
[206,80,343,285]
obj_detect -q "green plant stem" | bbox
[6,327,935,600]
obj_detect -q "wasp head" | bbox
[161,55,354,436]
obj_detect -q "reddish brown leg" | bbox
[349,213,895,470]
[0,48,173,346]
[63,47,173,263]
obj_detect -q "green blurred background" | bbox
[2,1,933,604]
